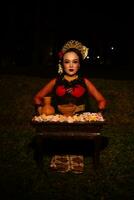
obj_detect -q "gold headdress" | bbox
[58,40,89,74]
[62,40,89,60]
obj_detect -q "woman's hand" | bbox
[98,100,106,111]
[34,104,42,115]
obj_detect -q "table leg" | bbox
[92,135,101,169]
[31,134,45,169]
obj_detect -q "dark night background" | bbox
[0,1,134,79]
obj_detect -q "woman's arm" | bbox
[33,78,56,105]
[84,78,107,111]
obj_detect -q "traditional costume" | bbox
[50,40,90,173]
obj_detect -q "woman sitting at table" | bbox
[33,40,107,173]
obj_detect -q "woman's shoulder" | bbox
[52,75,64,84]
[78,75,90,83]
[43,78,57,88]
[47,78,57,84]
[82,76,92,83]
[79,76,95,88]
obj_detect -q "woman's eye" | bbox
[64,60,79,64]
[64,61,69,64]
[73,61,78,64]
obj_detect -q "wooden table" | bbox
[31,118,106,170]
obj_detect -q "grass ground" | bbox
[0,74,134,200]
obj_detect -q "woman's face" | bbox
[63,51,80,76]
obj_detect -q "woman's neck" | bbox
[64,74,78,82]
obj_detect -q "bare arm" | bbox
[84,78,107,111]
[33,78,56,105]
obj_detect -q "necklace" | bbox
[64,74,78,82]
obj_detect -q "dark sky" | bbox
[0,1,134,66]
[2,1,133,40]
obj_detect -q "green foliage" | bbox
[0,74,134,200]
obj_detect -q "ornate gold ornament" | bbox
[62,40,89,60]
[58,62,63,74]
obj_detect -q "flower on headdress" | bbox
[58,51,64,59]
